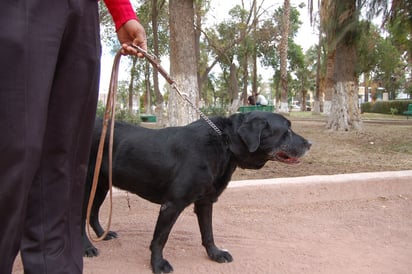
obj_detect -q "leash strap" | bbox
[85,50,121,242]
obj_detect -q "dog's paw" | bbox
[152,259,173,274]
[83,246,99,257]
[103,231,118,241]
[208,248,233,263]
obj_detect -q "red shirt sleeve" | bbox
[103,0,139,31]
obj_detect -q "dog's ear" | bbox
[237,117,267,152]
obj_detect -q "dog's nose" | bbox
[306,140,312,149]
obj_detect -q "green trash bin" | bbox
[140,114,157,122]
[239,106,259,113]
[238,105,274,113]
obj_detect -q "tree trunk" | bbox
[326,43,362,130]
[194,1,202,99]
[325,0,362,131]
[364,71,370,103]
[128,57,137,114]
[144,62,151,113]
[252,1,258,96]
[313,28,322,114]
[242,52,249,106]
[151,0,164,124]
[279,0,290,113]
[301,89,308,111]
[168,0,199,126]
[228,62,241,114]
[323,49,335,115]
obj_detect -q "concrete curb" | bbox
[227,170,412,205]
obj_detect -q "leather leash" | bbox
[86,49,121,242]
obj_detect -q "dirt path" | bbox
[12,172,412,274]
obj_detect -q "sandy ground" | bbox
[13,171,412,274]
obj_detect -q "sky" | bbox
[99,0,319,94]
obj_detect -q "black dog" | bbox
[82,111,311,273]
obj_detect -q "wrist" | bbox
[104,0,138,31]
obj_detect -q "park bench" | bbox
[238,105,275,113]
[403,104,412,119]
[140,114,157,122]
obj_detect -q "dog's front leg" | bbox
[150,202,183,274]
[194,200,233,263]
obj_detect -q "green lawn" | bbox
[286,111,409,120]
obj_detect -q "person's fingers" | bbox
[121,43,145,58]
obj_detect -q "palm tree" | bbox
[307,0,412,129]
[278,0,291,113]
[326,0,362,130]
[309,0,362,130]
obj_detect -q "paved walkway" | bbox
[228,170,412,205]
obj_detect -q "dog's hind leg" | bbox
[194,200,233,263]
[150,201,185,274]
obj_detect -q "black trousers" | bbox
[0,0,101,273]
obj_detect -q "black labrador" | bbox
[82,111,311,273]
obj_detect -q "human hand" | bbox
[117,19,147,57]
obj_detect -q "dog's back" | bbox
[87,118,233,204]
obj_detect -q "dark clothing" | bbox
[248,95,256,105]
[0,0,101,273]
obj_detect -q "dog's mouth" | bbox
[272,151,301,164]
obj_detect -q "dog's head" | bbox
[229,111,311,169]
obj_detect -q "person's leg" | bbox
[0,0,64,271]
[18,0,101,273]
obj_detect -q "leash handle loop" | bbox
[85,50,121,243]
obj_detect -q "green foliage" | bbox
[389,107,398,116]
[356,21,380,75]
[116,109,141,125]
[288,42,305,70]
[375,38,402,77]
[137,1,170,57]
[200,106,228,117]
[210,73,231,106]
[96,100,107,118]
[259,5,302,70]
[96,100,141,125]
[361,100,412,115]
[98,2,117,50]
[367,0,412,57]
[356,19,408,100]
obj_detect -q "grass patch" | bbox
[389,143,412,154]
[361,113,407,120]
[289,111,326,119]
